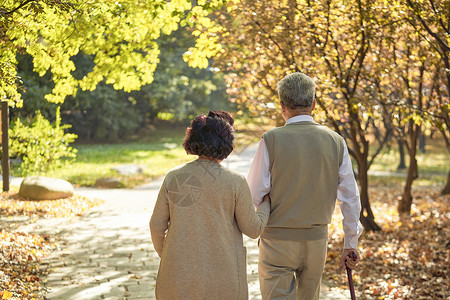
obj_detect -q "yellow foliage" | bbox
[1,0,225,105]
[1,291,12,300]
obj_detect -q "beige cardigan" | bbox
[150,159,270,300]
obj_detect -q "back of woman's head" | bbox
[207,110,234,126]
[183,111,234,160]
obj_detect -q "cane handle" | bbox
[349,251,357,261]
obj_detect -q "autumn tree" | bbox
[0,0,226,106]
[188,0,404,231]
[347,0,449,214]
[383,33,437,214]
[402,0,450,195]
[304,0,392,231]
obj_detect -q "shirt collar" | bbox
[285,115,316,125]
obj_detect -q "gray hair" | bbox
[277,72,316,109]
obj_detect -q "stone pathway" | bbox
[12,144,349,300]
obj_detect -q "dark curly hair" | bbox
[183,111,234,160]
[207,110,234,126]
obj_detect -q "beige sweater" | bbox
[150,159,270,300]
[262,121,344,241]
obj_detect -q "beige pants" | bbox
[258,237,328,300]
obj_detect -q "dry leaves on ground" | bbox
[0,229,56,299]
[0,188,103,218]
[325,186,449,299]
[0,189,103,299]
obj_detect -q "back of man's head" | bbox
[277,72,315,109]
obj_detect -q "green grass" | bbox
[13,123,449,189]
[42,121,275,188]
[371,145,448,174]
[368,136,449,187]
[43,126,194,187]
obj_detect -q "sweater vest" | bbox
[261,121,345,241]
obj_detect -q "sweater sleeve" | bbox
[235,180,270,239]
[149,178,170,257]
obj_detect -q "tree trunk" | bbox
[397,138,406,170]
[398,155,417,214]
[419,131,426,153]
[358,159,382,231]
[442,171,450,195]
[398,125,419,215]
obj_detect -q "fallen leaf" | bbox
[324,186,449,299]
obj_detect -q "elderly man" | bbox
[247,72,363,300]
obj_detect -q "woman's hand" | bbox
[262,194,271,203]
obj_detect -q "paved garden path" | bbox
[16,144,349,300]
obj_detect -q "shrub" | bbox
[8,107,78,175]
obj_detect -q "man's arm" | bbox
[247,139,271,207]
[337,140,364,269]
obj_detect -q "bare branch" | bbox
[253,20,295,68]
[2,0,37,16]
[368,126,392,169]
[428,0,449,34]
[406,0,450,51]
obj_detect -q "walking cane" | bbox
[346,251,358,300]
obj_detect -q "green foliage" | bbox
[128,27,233,123]
[46,126,192,187]
[1,0,227,106]
[8,107,78,175]
[11,54,56,119]
[61,83,143,141]
[11,27,234,142]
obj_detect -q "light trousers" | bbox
[258,237,328,300]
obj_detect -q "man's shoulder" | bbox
[319,125,343,138]
[263,126,283,135]
[314,123,339,134]
[262,123,344,142]
[261,126,286,141]
[313,125,345,144]
[262,123,339,134]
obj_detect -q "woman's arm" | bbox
[149,180,170,257]
[235,181,270,239]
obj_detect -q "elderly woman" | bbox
[150,110,270,300]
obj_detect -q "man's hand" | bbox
[341,249,360,270]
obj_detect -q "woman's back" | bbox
[150,111,269,300]
[151,159,267,299]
